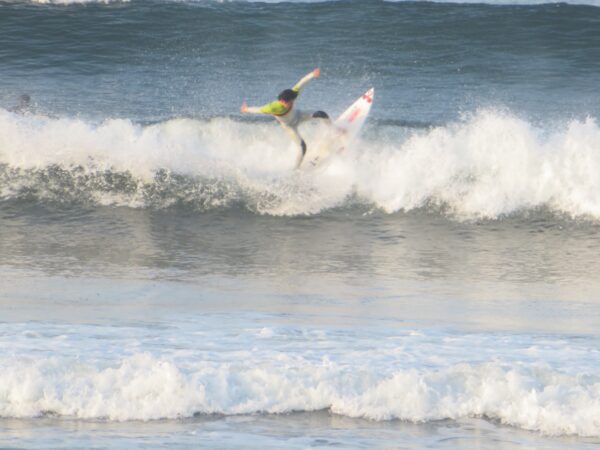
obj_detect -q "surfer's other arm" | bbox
[240,100,289,115]
[240,68,320,115]
[292,67,320,93]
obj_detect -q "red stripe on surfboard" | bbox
[347,107,361,123]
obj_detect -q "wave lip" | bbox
[357,111,600,220]
[1,353,599,437]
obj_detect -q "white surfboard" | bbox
[301,87,374,168]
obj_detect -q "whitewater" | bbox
[2,108,600,219]
[2,319,600,436]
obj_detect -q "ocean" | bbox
[1,0,600,448]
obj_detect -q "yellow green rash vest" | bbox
[258,99,292,116]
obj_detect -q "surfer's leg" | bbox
[293,131,308,168]
[295,138,307,169]
[312,111,329,120]
[280,123,308,168]
[296,109,330,122]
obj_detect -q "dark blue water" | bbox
[1,0,599,123]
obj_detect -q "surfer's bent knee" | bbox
[312,110,329,120]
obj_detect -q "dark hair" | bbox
[277,89,298,102]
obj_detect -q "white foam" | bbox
[356,111,600,219]
[1,319,599,436]
[1,109,600,219]
[0,353,598,436]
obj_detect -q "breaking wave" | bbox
[1,353,599,436]
[1,108,600,220]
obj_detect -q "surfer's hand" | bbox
[240,101,248,113]
[312,68,320,78]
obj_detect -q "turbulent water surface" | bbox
[1,0,600,448]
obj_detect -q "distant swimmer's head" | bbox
[8,94,32,114]
[19,94,31,107]
[277,89,298,104]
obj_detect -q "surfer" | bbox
[240,68,329,168]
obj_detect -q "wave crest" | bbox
[1,109,600,219]
[2,353,599,437]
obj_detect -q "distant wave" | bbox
[387,0,600,5]
[21,0,600,7]
[1,109,600,219]
[28,0,129,4]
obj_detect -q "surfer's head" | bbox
[278,89,298,104]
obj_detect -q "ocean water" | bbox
[1,0,600,448]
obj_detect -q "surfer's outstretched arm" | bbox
[240,101,265,114]
[292,68,320,93]
[240,100,290,115]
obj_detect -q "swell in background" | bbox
[1,0,599,123]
